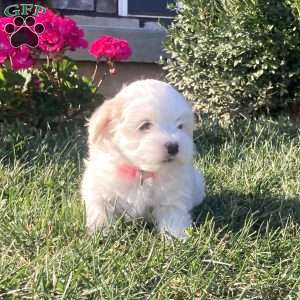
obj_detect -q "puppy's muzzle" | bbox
[166,142,179,156]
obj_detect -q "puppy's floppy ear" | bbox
[88,98,121,145]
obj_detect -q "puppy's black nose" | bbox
[166,142,179,156]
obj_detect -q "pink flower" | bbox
[35,9,56,25]
[39,29,64,53]
[111,39,132,60]
[0,17,13,31]
[10,46,33,71]
[36,9,88,54]
[66,27,88,50]
[89,35,113,59]
[0,30,13,63]
[89,35,132,61]
[57,17,88,50]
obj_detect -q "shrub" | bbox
[164,0,300,123]
[0,59,99,128]
[0,8,132,129]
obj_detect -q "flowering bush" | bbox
[0,8,132,129]
[0,9,88,71]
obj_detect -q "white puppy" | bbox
[81,79,205,238]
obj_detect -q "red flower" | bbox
[0,30,13,63]
[89,35,132,61]
[10,46,33,71]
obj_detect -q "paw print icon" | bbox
[5,16,44,48]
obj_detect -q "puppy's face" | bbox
[89,80,194,172]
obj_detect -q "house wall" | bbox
[77,61,165,98]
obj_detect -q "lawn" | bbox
[1,118,300,299]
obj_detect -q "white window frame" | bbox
[118,0,128,16]
[118,0,175,18]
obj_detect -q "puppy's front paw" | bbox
[161,228,189,240]
[155,206,192,240]
[86,207,110,234]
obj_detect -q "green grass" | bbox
[1,119,300,299]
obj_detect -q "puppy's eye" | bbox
[177,124,184,129]
[138,121,152,131]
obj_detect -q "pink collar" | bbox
[117,163,156,183]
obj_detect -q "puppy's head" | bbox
[88,79,194,172]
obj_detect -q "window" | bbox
[52,0,117,14]
[96,0,117,13]
[52,0,94,11]
[118,0,176,18]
